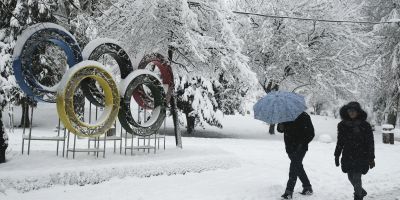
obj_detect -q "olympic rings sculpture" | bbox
[12,23,173,137]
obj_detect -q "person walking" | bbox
[334,102,375,200]
[278,112,315,199]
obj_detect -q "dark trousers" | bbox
[286,149,311,193]
[347,173,365,197]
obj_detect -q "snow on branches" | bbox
[232,0,375,104]
[176,75,222,133]
[89,0,254,130]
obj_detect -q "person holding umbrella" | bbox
[253,91,314,199]
[334,102,375,200]
[277,112,315,199]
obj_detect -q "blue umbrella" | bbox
[253,91,307,124]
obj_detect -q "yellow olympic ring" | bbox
[56,61,120,137]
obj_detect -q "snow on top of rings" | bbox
[119,69,163,97]
[57,60,114,94]
[12,23,76,59]
[82,38,126,60]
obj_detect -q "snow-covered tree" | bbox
[236,0,372,92]
[213,73,248,115]
[89,0,256,130]
[0,0,89,161]
[231,0,376,115]
[0,0,61,160]
[365,1,400,125]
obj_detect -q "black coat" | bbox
[334,102,375,174]
[277,112,315,154]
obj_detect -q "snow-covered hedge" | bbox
[0,156,240,193]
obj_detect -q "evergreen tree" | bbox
[213,73,247,115]
[176,75,222,134]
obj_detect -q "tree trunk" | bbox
[387,111,397,127]
[168,45,182,148]
[20,98,30,128]
[0,147,5,163]
[170,94,182,148]
[264,81,279,135]
[269,124,275,135]
[185,112,195,134]
[0,112,6,163]
[394,95,400,128]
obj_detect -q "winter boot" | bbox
[353,189,367,200]
[354,195,364,200]
[300,187,313,195]
[361,189,367,197]
[281,191,293,199]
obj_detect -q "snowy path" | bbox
[1,105,400,200]
[2,136,400,200]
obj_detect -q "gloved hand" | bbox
[335,156,340,167]
[369,160,375,169]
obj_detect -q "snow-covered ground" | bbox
[1,104,400,200]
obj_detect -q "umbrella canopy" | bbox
[253,91,307,124]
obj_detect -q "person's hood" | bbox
[339,101,368,121]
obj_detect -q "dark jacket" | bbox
[277,112,315,154]
[334,102,375,174]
